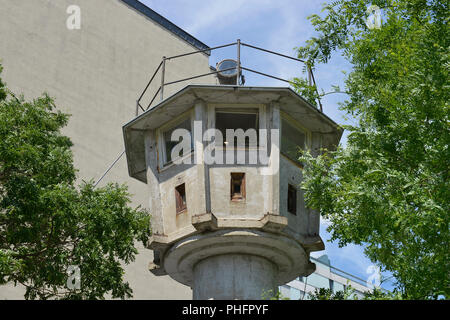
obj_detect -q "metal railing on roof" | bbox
[136,39,323,114]
[310,256,392,292]
[95,40,323,188]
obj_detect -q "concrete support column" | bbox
[192,254,277,300]
[163,230,313,299]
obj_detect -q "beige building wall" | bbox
[0,0,216,299]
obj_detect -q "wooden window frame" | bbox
[230,172,246,201]
[175,183,187,214]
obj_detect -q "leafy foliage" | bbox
[270,285,402,300]
[308,286,355,300]
[291,76,319,107]
[0,65,6,102]
[308,286,403,300]
[0,66,151,299]
[296,0,449,299]
[261,288,290,300]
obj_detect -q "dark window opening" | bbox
[288,184,297,215]
[175,183,187,213]
[216,110,259,147]
[230,173,245,201]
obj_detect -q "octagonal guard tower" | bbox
[123,85,342,299]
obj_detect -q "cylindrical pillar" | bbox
[192,254,277,300]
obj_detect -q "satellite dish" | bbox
[216,59,242,85]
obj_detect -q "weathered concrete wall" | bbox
[158,162,202,236]
[149,102,274,232]
[209,166,268,218]
[207,103,271,219]
[0,0,215,299]
[279,155,309,236]
[147,101,320,238]
[278,113,322,241]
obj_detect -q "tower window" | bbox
[163,118,192,165]
[281,118,306,165]
[216,110,259,147]
[230,173,245,201]
[175,183,187,213]
[287,184,297,215]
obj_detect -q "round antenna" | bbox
[216,59,241,85]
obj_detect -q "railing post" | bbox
[160,56,166,101]
[236,39,241,86]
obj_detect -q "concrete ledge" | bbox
[191,212,288,232]
[302,235,325,252]
[191,213,215,231]
[163,229,315,287]
[147,213,320,279]
[148,262,167,276]
[148,224,197,248]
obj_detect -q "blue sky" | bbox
[140,0,393,290]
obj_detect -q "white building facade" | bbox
[281,255,373,300]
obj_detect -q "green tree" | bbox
[295,0,449,299]
[0,65,151,299]
[308,286,403,300]
[308,286,355,300]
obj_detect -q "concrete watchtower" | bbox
[123,85,342,299]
